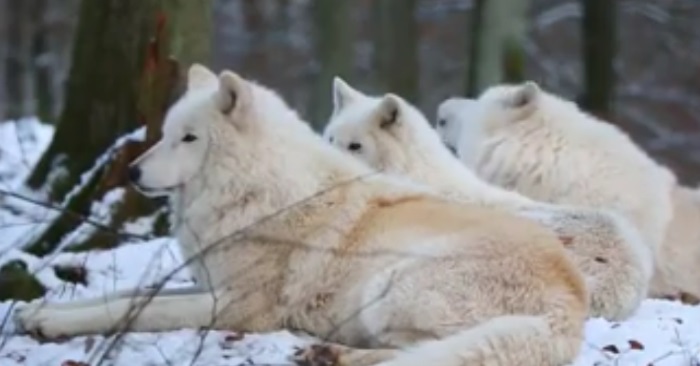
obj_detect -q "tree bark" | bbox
[5,0,29,120]
[22,0,212,256]
[580,0,617,120]
[30,0,55,123]
[373,0,419,104]
[466,0,530,97]
[309,0,353,130]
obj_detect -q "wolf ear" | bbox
[507,81,540,109]
[377,94,401,129]
[332,76,363,113]
[187,63,217,90]
[216,70,249,116]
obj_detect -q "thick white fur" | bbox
[650,185,700,301]
[15,66,588,366]
[324,78,651,321]
[436,82,675,271]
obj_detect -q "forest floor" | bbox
[0,119,699,366]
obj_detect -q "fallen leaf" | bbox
[224,332,245,342]
[61,361,90,366]
[628,339,644,350]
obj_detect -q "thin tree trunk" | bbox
[5,0,28,119]
[239,0,270,90]
[373,0,419,103]
[309,0,352,130]
[580,0,617,120]
[466,0,530,97]
[30,0,55,123]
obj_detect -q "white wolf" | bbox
[434,82,675,261]
[15,65,587,366]
[323,77,650,321]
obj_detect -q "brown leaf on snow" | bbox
[61,361,90,366]
[224,332,245,342]
[220,332,246,349]
[680,292,700,305]
[628,339,645,350]
[602,344,620,354]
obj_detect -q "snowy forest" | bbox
[1,0,700,365]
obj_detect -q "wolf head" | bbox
[323,77,444,173]
[128,64,367,220]
[435,81,542,167]
[128,64,310,199]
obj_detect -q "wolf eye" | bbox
[438,119,446,127]
[182,134,197,143]
[348,142,362,151]
[328,136,334,143]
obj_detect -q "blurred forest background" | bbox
[1,0,699,181]
[0,1,699,297]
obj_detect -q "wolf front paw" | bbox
[14,302,74,341]
[291,344,340,366]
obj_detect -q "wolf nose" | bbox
[128,166,141,183]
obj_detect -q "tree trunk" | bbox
[466,0,530,97]
[30,0,55,124]
[309,0,352,130]
[5,0,29,120]
[45,0,81,121]
[21,0,212,256]
[580,0,617,120]
[373,0,419,104]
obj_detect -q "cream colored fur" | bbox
[436,82,675,272]
[15,66,587,366]
[324,78,650,321]
[649,185,700,301]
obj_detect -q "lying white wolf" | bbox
[15,65,587,366]
[323,78,650,321]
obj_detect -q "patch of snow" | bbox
[0,118,54,190]
[55,187,126,253]
[0,118,56,255]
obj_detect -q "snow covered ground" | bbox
[0,119,699,365]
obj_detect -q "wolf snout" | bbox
[128,165,142,183]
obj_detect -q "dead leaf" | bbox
[224,332,245,342]
[628,339,644,350]
[602,344,620,354]
[680,292,700,305]
[61,361,89,366]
